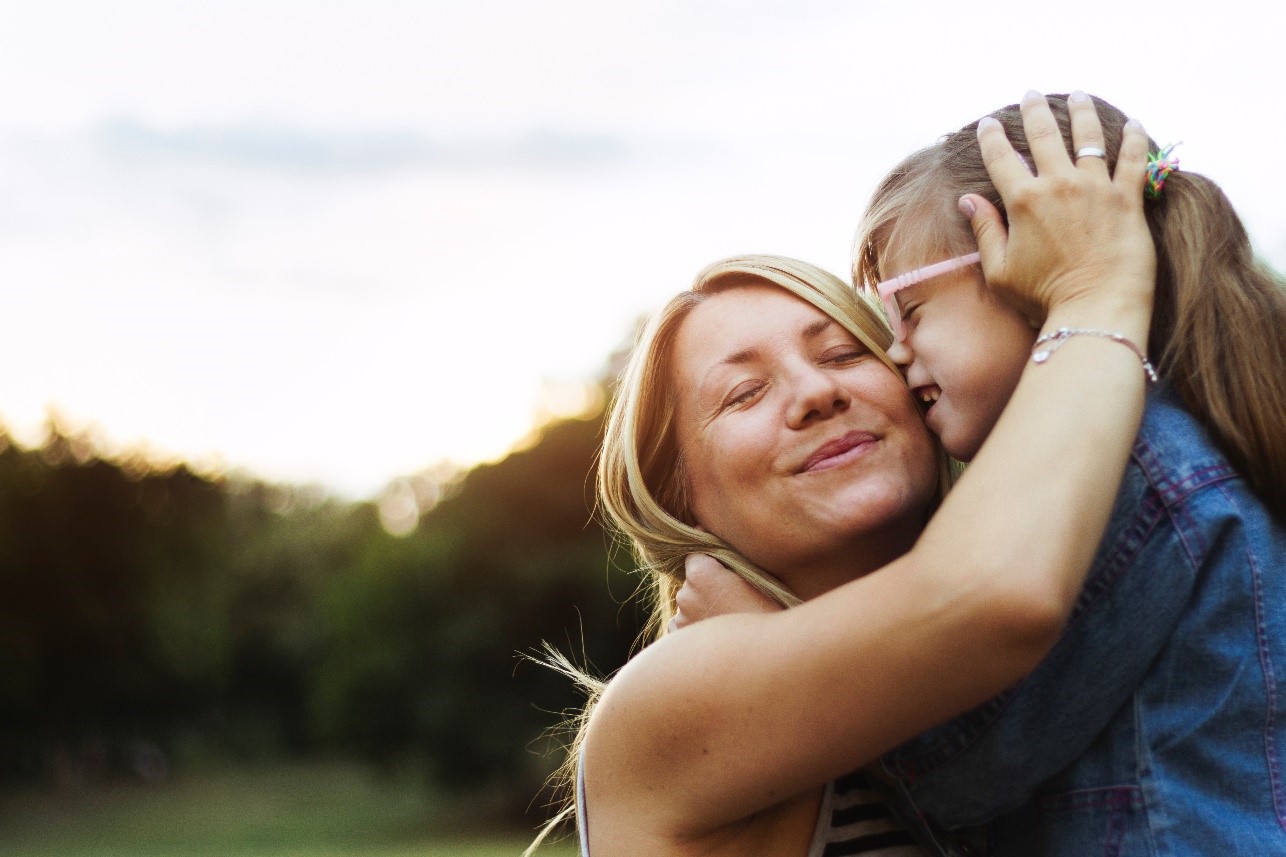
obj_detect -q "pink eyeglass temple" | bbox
[875,251,981,341]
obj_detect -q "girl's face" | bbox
[882,243,1038,462]
[671,284,938,596]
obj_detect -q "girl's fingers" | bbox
[1067,91,1110,178]
[1114,118,1151,199]
[976,115,1030,199]
[1018,90,1072,174]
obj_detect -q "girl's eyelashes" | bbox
[899,300,925,335]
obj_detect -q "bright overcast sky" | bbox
[2,1,1282,498]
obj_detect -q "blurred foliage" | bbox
[0,759,579,856]
[0,401,643,823]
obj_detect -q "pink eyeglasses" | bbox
[875,251,981,341]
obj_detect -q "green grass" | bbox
[0,761,577,857]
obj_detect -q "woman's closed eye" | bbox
[721,381,765,410]
[821,344,870,365]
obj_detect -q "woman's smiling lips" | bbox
[799,430,878,473]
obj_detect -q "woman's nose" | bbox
[787,367,851,428]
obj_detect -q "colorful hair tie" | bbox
[1145,142,1180,199]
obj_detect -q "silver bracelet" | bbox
[1031,327,1158,383]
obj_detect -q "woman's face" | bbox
[671,284,938,593]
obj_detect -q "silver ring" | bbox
[1075,146,1107,160]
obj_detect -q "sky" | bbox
[2,0,1283,499]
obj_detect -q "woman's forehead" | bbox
[674,287,837,383]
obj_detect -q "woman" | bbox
[524,95,1158,857]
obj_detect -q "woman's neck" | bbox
[777,516,923,602]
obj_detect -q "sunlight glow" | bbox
[1,1,1280,496]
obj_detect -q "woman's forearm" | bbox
[908,292,1152,678]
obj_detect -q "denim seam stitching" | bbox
[1133,685,1161,856]
[1135,436,1238,565]
[1240,486,1286,832]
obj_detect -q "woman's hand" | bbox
[965,91,1155,323]
[668,554,782,633]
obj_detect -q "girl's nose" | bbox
[887,337,912,368]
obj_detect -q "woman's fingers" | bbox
[1018,90,1072,174]
[1114,118,1151,198]
[1067,91,1110,178]
[973,91,1159,316]
[961,194,1007,278]
[976,115,1031,200]
[959,192,1047,321]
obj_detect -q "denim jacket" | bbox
[880,386,1286,856]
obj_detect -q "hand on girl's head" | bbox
[866,92,1159,464]
[964,91,1156,316]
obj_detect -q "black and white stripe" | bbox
[809,771,927,857]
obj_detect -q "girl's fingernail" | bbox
[1069,90,1089,103]
[1125,117,1145,134]
[1023,89,1043,103]
[978,116,1000,132]
[958,196,977,218]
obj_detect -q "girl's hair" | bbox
[525,254,950,854]
[854,94,1286,521]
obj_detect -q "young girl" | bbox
[855,92,1286,514]
[680,92,1286,856]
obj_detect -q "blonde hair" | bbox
[854,94,1286,521]
[525,254,949,854]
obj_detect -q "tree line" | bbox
[0,404,642,821]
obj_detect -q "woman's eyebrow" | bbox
[713,318,837,370]
[715,347,759,368]
[801,318,835,340]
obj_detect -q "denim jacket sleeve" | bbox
[879,389,1237,828]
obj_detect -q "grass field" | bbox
[0,761,577,857]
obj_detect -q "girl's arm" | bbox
[584,93,1155,844]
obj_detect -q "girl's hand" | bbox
[668,554,782,633]
[965,91,1155,322]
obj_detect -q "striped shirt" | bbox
[807,771,926,857]
[577,760,928,856]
